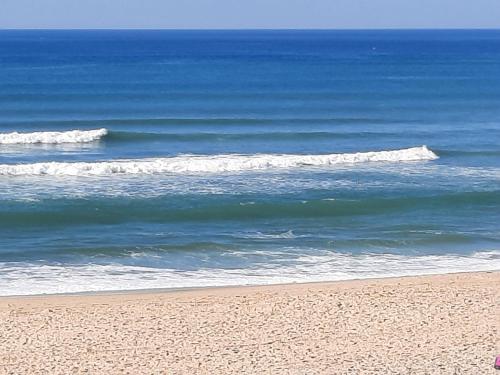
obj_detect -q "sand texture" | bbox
[0,272,499,374]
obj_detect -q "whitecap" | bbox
[0,128,108,144]
[0,146,438,176]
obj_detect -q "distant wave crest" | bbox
[0,146,438,176]
[0,128,108,144]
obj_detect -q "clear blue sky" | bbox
[1,0,499,29]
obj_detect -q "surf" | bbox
[0,128,108,144]
[1,250,499,296]
[0,146,438,176]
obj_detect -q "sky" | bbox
[1,0,500,29]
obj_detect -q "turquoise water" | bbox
[0,30,499,295]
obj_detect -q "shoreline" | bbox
[1,271,499,374]
[2,268,499,299]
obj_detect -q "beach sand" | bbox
[0,272,499,374]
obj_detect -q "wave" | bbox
[1,190,496,228]
[106,130,402,143]
[0,250,498,295]
[2,116,403,128]
[0,146,437,176]
[1,233,492,262]
[0,128,108,144]
[435,149,500,157]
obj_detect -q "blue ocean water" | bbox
[0,30,499,295]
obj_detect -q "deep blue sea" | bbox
[0,30,499,295]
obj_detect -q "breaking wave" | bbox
[0,128,108,144]
[0,146,438,176]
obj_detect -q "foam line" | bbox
[0,128,108,144]
[0,250,497,295]
[0,146,438,176]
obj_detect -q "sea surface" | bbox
[0,30,499,295]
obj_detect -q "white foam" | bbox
[0,128,108,144]
[0,250,498,296]
[0,146,438,176]
[239,230,301,239]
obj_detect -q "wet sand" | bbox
[1,271,499,374]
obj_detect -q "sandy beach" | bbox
[1,271,499,374]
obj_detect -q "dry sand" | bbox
[0,271,499,374]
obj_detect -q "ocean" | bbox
[0,29,499,295]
